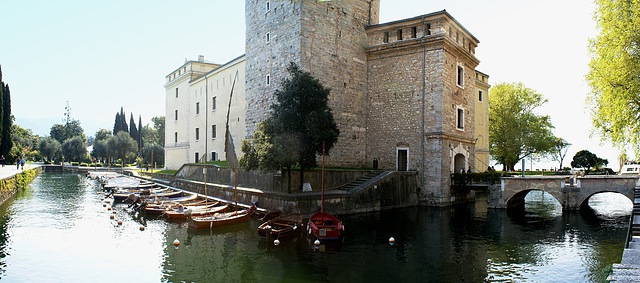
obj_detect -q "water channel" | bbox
[0,172,632,282]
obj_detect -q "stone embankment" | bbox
[608,185,640,282]
[0,164,42,206]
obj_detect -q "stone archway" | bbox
[454,153,465,173]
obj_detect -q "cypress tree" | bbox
[129,113,138,147]
[0,66,4,153]
[1,81,11,157]
[138,115,143,152]
[113,112,120,135]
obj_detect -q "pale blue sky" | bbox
[0,0,619,169]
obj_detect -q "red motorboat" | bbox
[307,142,343,240]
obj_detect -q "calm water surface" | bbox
[0,173,631,282]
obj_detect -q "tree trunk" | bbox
[286,167,292,194]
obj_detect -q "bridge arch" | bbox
[577,191,634,210]
[506,189,562,210]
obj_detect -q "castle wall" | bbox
[245,0,380,168]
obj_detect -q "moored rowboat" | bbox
[258,213,303,239]
[189,204,256,229]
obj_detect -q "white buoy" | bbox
[389,237,395,244]
[314,239,320,246]
[274,239,280,246]
[173,239,180,247]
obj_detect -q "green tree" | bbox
[138,115,143,151]
[39,137,62,162]
[489,82,556,171]
[12,124,39,161]
[586,0,640,153]
[129,113,138,147]
[107,131,138,165]
[0,66,12,158]
[91,140,108,163]
[242,63,339,192]
[152,116,165,146]
[62,136,88,162]
[551,138,571,169]
[240,120,301,193]
[50,120,85,144]
[142,142,164,167]
[94,129,112,141]
[113,107,128,135]
[571,150,608,171]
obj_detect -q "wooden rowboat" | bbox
[189,204,256,229]
[307,211,343,240]
[164,203,228,219]
[258,213,303,239]
[307,142,343,241]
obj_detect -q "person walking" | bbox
[0,155,5,167]
[16,158,20,170]
[20,158,25,170]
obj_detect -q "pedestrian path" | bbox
[608,186,640,282]
[0,162,44,180]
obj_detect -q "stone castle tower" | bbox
[245,0,485,205]
[245,0,380,167]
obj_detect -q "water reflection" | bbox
[0,173,632,282]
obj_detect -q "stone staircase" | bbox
[335,171,389,192]
[608,186,640,282]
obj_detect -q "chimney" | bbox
[198,55,204,62]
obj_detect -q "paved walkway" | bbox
[608,186,640,282]
[0,162,44,180]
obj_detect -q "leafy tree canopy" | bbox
[94,129,112,141]
[39,137,61,162]
[107,131,138,164]
[571,149,608,170]
[62,136,88,162]
[240,63,339,192]
[586,0,640,154]
[489,82,556,171]
[50,119,85,144]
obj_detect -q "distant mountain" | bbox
[14,117,110,138]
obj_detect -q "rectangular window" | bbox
[457,108,464,130]
[195,152,199,163]
[266,1,270,11]
[266,74,270,86]
[212,96,217,110]
[397,29,403,40]
[426,23,431,36]
[195,128,200,140]
[411,27,417,38]
[212,125,217,139]
[196,102,200,115]
[174,109,178,120]
[174,132,178,143]
[211,151,217,161]
[479,90,483,102]
[457,65,464,87]
[266,32,270,44]
[175,88,178,98]
[383,31,389,43]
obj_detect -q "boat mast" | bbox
[322,142,325,214]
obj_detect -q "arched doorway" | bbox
[454,153,465,173]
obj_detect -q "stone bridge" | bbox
[487,175,639,210]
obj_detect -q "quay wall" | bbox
[172,171,420,216]
[0,167,41,206]
[174,164,379,193]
